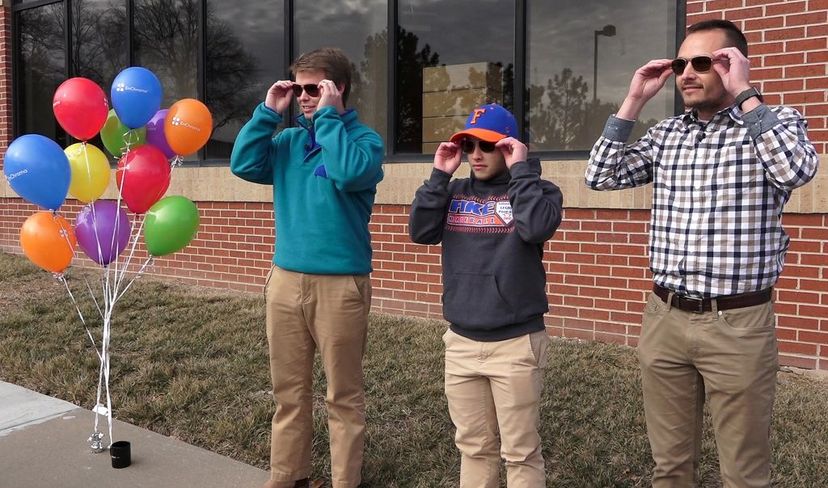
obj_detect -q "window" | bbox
[15,3,65,143]
[294,1,388,145]
[526,0,678,151]
[396,0,515,154]
[204,0,285,159]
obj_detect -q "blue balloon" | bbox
[111,67,163,129]
[4,134,71,211]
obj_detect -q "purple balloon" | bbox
[145,108,175,159]
[75,200,132,266]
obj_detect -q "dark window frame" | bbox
[11,0,686,164]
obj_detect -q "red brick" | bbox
[787,37,828,52]
[786,65,828,81]
[785,11,828,27]
[763,52,804,66]
[729,7,766,20]
[766,1,808,15]
[779,341,818,356]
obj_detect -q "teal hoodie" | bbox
[230,103,384,275]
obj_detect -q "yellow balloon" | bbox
[65,143,111,203]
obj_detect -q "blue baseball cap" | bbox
[450,103,518,143]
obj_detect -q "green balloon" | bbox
[144,196,199,256]
[100,109,146,157]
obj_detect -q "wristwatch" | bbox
[735,87,763,109]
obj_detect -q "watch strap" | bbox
[735,87,763,109]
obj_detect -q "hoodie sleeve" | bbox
[313,107,385,192]
[409,168,453,245]
[230,103,284,185]
[508,158,563,243]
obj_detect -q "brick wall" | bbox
[687,0,828,153]
[0,7,12,153]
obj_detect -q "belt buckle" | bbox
[684,296,705,314]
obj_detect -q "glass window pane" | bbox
[133,0,199,161]
[71,0,127,93]
[205,0,284,160]
[527,0,677,151]
[397,0,514,154]
[294,1,388,148]
[16,3,66,142]
[133,0,198,106]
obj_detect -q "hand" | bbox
[617,59,673,120]
[265,81,294,114]
[317,79,346,114]
[626,59,674,102]
[433,142,462,175]
[495,137,528,168]
[712,47,752,97]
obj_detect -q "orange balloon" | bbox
[19,212,77,273]
[164,98,213,156]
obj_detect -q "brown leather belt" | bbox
[653,284,772,314]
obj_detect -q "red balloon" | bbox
[53,77,109,141]
[116,145,171,214]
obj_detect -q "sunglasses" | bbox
[291,83,320,97]
[670,56,713,75]
[460,139,497,154]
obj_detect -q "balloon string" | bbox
[113,216,144,295]
[83,275,105,321]
[116,256,153,303]
[58,275,101,362]
[50,212,77,261]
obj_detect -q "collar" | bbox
[295,107,357,129]
[680,104,744,128]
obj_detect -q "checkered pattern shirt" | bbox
[585,104,819,298]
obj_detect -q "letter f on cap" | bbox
[470,108,486,125]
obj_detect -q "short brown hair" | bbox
[290,47,353,105]
[687,19,748,56]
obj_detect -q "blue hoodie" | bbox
[230,103,384,275]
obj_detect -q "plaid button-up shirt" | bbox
[585,104,819,298]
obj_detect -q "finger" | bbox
[658,67,673,83]
[495,138,515,151]
[713,47,743,61]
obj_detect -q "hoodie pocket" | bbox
[443,273,516,328]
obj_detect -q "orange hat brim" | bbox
[449,128,506,144]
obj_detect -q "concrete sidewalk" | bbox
[0,381,269,488]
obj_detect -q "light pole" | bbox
[593,24,616,104]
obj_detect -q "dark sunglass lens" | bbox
[304,84,320,97]
[671,59,687,75]
[460,139,475,154]
[291,85,303,97]
[691,56,712,72]
[479,141,496,153]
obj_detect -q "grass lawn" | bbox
[1,251,826,487]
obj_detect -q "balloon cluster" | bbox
[4,67,211,452]
[3,67,210,273]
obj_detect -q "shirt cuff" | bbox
[602,115,635,142]
[255,102,283,124]
[741,104,778,139]
[430,168,452,185]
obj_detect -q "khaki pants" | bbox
[639,292,778,488]
[264,266,372,488]
[443,328,551,488]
